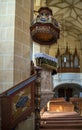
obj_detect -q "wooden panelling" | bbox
[0,75,37,130]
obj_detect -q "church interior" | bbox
[0,0,82,130]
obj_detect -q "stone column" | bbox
[14,0,33,83]
[80,39,82,72]
[0,0,15,93]
[0,0,33,93]
[40,68,54,110]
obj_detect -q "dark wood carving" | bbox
[0,75,37,130]
[30,7,60,45]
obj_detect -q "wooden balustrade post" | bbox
[35,66,42,130]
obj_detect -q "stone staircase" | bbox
[40,112,82,130]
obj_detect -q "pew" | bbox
[70,97,82,114]
[48,98,74,112]
[40,111,82,130]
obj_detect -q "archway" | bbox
[58,87,73,101]
[53,83,81,101]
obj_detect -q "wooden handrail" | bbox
[0,74,37,130]
[0,74,37,97]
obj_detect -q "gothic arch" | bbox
[53,83,81,101]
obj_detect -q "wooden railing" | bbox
[70,97,82,114]
[0,74,38,130]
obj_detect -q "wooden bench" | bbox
[70,97,82,114]
[50,98,65,102]
[49,102,74,112]
[40,111,82,130]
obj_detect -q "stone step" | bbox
[40,112,82,130]
[41,114,80,117]
[39,128,82,130]
[41,117,82,121]
[41,120,82,124]
[41,111,80,118]
[40,123,82,129]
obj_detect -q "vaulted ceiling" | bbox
[34,0,82,42]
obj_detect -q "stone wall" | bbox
[0,0,33,93]
[14,0,32,83]
[0,0,15,93]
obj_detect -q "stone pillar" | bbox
[0,0,15,93]
[40,68,54,110]
[14,0,33,83]
[0,0,33,93]
[80,39,82,72]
